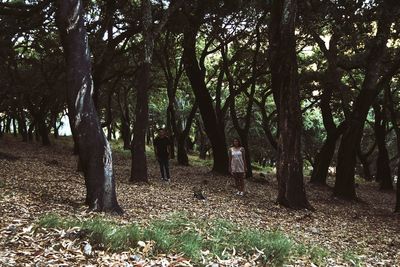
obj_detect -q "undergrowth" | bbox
[37,213,292,265]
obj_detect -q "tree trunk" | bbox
[396,165,400,212]
[356,142,376,181]
[334,2,395,199]
[270,0,309,209]
[183,20,228,174]
[373,103,393,190]
[5,117,11,133]
[310,135,337,185]
[28,121,34,142]
[176,103,197,166]
[53,120,59,139]
[57,0,122,214]
[121,120,131,150]
[130,0,154,183]
[18,117,28,142]
[12,119,17,137]
[386,80,400,212]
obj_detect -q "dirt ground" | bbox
[0,136,399,266]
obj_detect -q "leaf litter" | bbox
[0,136,399,266]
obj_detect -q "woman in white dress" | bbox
[228,138,247,196]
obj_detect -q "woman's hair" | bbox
[232,138,241,147]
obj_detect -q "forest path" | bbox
[0,136,399,266]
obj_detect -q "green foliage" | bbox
[37,213,297,265]
[294,244,330,266]
[343,250,363,266]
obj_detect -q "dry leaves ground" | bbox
[0,135,399,266]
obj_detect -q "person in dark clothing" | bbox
[154,128,172,181]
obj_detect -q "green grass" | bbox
[343,250,362,266]
[37,213,294,265]
[294,243,330,266]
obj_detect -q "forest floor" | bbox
[0,135,399,267]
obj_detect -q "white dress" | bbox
[230,147,245,173]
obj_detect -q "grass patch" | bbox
[188,154,213,168]
[37,213,326,265]
[294,244,330,266]
[343,250,363,266]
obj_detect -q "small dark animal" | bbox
[46,160,59,166]
[193,189,207,200]
[193,179,209,200]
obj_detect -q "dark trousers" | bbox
[158,157,170,180]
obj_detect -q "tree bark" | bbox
[12,118,17,137]
[270,0,309,209]
[334,1,396,199]
[373,103,392,190]
[183,18,229,174]
[57,0,122,214]
[386,83,400,212]
[309,34,344,185]
[176,103,197,166]
[130,0,153,183]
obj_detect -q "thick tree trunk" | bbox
[57,0,122,214]
[373,103,393,190]
[121,121,131,150]
[130,0,154,183]
[131,62,150,182]
[386,82,400,212]
[270,0,309,209]
[310,134,337,185]
[396,166,400,212]
[334,2,395,199]
[183,21,228,174]
[309,36,344,185]
[357,146,374,181]
[177,136,189,166]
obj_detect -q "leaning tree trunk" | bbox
[373,103,393,190]
[57,0,122,214]
[130,0,153,183]
[334,1,395,199]
[310,41,344,185]
[176,103,197,166]
[183,21,229,174]
[270,0,309,209]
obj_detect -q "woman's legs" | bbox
[233,172,245,193]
